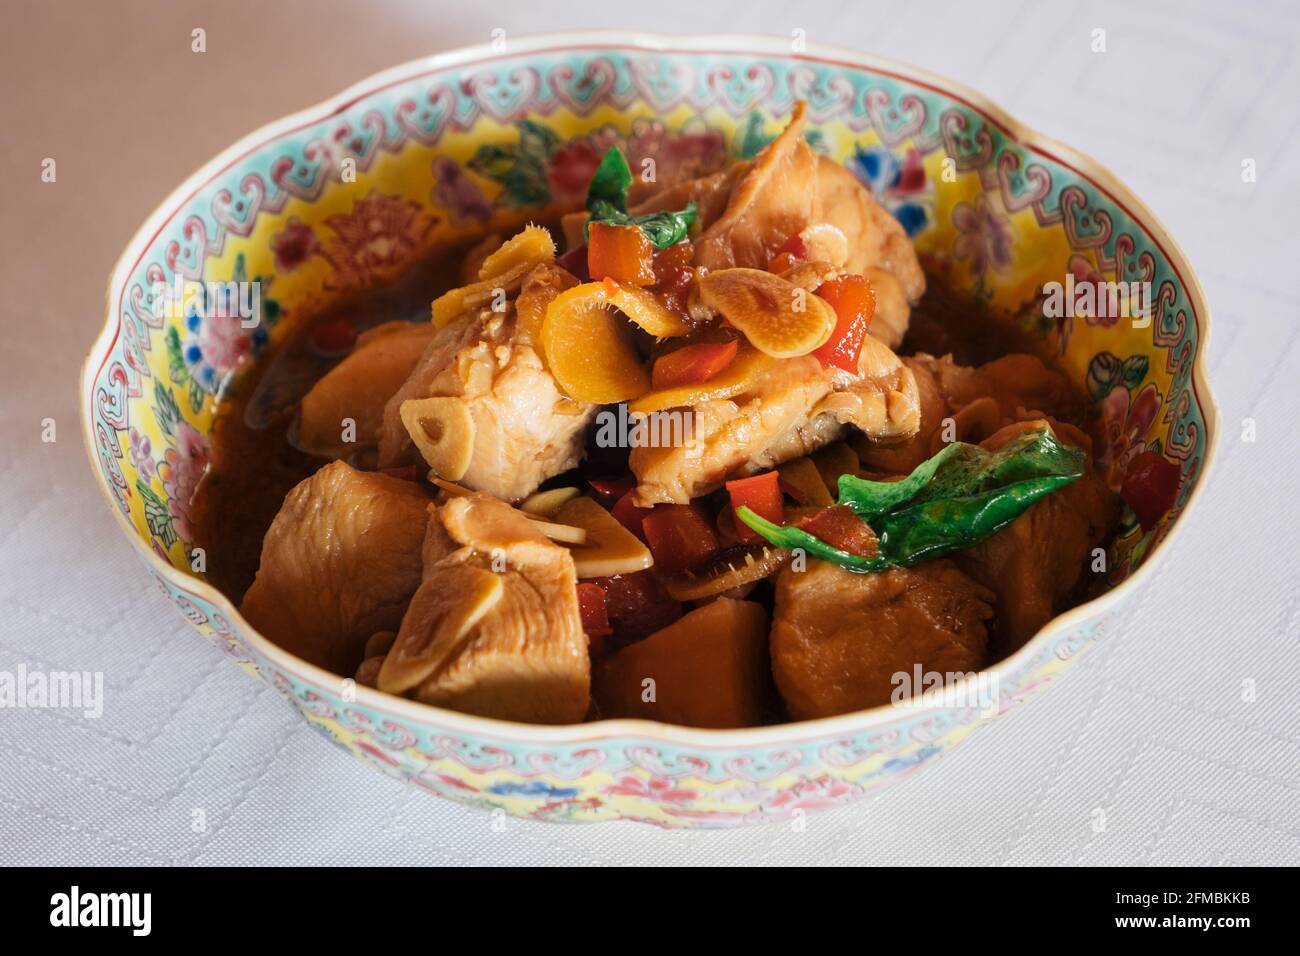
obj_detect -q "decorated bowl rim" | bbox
[81,29,1219,748]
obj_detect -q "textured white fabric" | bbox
[1,0,1297,865]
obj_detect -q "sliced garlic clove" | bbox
[698,268,837,358]
[525,516,588,545]
[520,486,581,517]
[400,396,475,480]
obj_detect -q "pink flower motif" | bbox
[128,428,156,482]
[270,218,318,273]
[431,157,491,223]
[196,312,253,378]
[320,190,437,291]
[1095,383,1162,480]
[625,121,726,193]
[747,775,862,822]
[952,194,1014,276]
[601,774,699,805]
[1067,255,1121,327]
[546,140,603,203]
[159,421,210,543]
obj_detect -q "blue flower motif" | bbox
[846,144,932,238]
[486,780,582,800]
[849,144,901,196]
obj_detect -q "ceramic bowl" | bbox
[82,32,1217,827]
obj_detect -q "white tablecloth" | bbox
[2,0,1297,865]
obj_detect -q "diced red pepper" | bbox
[725,471,784,545]
[557,242,591,281]
[767,231,808,274]
[799,505,879,559]
[640,502,720,575]
[588,222,656,286]
[812,274,876,373]
[588,477,635,501]
[651,339,739,389]
[1120,450,1181,531]
[576,582,614,653]
[611,490,652,541]
[652,241,695,314]
[594,571,683,645]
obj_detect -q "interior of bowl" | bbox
[86,35,1213,683]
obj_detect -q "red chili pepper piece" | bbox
[640,502,720,576]
[610,489,652,541]
[725,471,784,545]
[651,339,739,389]
[798,505,879,559]
[811,274,876,374]
[1120,450,1180,530]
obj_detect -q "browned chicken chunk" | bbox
[240,461,432,675]
[856,352,1087,476]
[957,421,1120,655]
[377,494,590,724]
[376,298,597,501]
[771,558,995,720]
[629,335,920,505]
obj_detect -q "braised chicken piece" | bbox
[376,275,597,501]
[296,321,439,459]
[921,352,1085,422]
[240,461,432,675]
[856,351,1085,475]
[771,558,995,720]
[374,493,589,724]
[629,335,920,506]
[957,421,1120,656]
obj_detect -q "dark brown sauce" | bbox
[190,240,475,602]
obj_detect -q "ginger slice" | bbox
[541,282,651,403]
[431,226,558,327]
[478,224,555,280]
[520,486,581,517]
[698,268,836,358]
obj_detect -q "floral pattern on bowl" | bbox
[82,34,1216,827]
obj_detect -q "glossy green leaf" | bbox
[737,426,1087,573]
[584,147,696,249]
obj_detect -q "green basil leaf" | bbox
[586,147,633,214]
[734,507,886,572]
[736,425,1087,573]
[584,148,696,249]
